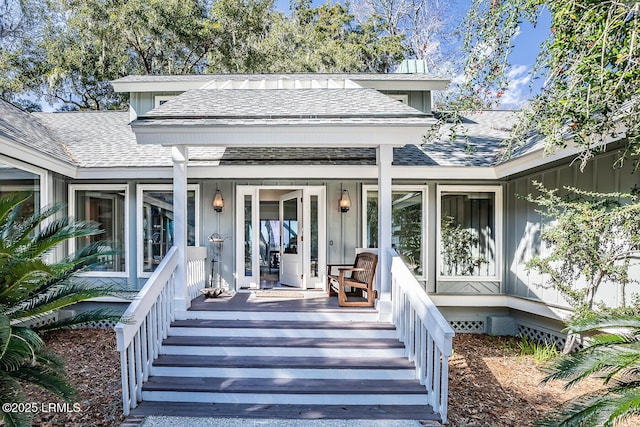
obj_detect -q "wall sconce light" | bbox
[212,189,224,212]
[339,190,351,213]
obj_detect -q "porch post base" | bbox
[376,299,392,323]
[174,299,188,321]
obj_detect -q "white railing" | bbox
[187,246,208,301]
[389,248,455,424]
[115,246,207,415]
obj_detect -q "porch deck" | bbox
[188,290,378,313]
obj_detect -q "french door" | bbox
[235,186,326,290]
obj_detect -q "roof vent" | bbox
[395,59,429,74]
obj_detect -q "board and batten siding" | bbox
[504,150,640,310]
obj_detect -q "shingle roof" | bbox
[114,73,449,84]
[412,110,521,167]
[221,147,376,165]
[140,89,428,119]
[34,111,226,168]
[0,98,74,164]
[28,109,530,169]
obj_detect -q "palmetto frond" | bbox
[0,374,29,427]
[0,192,127,427]
[7,282,121,320]
[7,346,76,402]
[36,308,126,332]
[540,315,640,426]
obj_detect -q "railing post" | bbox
[388,248,454,424]
[172,145,189,319]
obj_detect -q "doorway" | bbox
[236,185,326,291]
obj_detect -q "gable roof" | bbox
[142,88,428,119]
[0,98,75,165]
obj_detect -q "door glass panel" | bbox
[244,195,252,276]
[282,197,298,254]
[310,195,318,277]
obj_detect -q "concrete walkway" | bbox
[139,417,440,427]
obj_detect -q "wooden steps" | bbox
[138,304,435,419]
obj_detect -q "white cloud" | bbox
[501,64,532,109]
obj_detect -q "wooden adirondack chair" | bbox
[327,252,378,307]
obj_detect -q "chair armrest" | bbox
[338,267,366,272]
[327,263,353,268]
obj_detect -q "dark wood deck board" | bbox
[143,376,427,393]
[153,354,415,369]
[129,402,439,420]
[162,336,404,348]
[188,292,378,313]
[171,319,395,330]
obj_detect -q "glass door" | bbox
[279,190,303,287]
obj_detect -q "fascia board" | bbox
[494,145,582,178]
[132,125,425,147]
[353,79,450,91]
[74,167,173,180]
[0,137,77,178]
[188,164,379,179]
[111,80,208,93]
[391,165,497,180]
[495,125,627,179]
[430,294,573,321]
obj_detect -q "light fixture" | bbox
[212,189,224,212]
[339,190,351,213]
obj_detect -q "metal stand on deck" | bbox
[208,233,224,288]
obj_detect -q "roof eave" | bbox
[0,137,77,178]
[130,123,429,147]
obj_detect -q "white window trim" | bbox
[362,184,428,280]
[68,184,129,278]
[154,95,175,108]
[436,184,503,282]
[137,184,200,278]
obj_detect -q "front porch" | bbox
[116,248,454,423]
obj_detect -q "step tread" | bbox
[142,376,427,394]
[153,354,415,369]
[162,336,404,348]
[128,402,439,420]
[172,319,396,330]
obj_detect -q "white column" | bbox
[377,144,393,319]
[172,145,189,319]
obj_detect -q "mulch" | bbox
[17,330,638,426]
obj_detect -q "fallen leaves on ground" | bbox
[16,330,640,427]
[448,334,639,427]
[22,329,124,427]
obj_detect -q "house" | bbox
[1,70,637,421]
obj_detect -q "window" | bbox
[0,161,41,217]
[69,185,128,275]
[387,94,409,104]
[438,186,502,280]
[138,185,199,275]
[154,96,175,108]
[363,185,426,277]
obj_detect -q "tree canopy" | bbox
[455,0,640,169]
[0,0,406,110]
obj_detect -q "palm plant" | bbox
[539,315,640,426]
[0,192,125,427]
